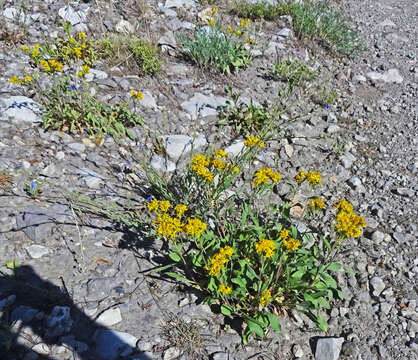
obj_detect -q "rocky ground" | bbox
[0,0,417,359]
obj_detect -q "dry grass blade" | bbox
[0,173,13,187]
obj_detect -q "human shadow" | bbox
[0,265,151,360]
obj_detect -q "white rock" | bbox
[2,7,27,23]
[1,96,42,124]
[366,69,403,84]
[140,90,158,110]
[96,307,122,326]
[115,19,135,34]
[160,134,207,162]
[181,93,227,119]
[32,343,50,355]
[224,141,245,157]
[90,69,108,80]
[151,155,176,172]
[27,245,50,259]
[165,0,195,8]
[315,337,344,360]
[58,5,87,26]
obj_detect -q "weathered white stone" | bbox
[160,134,207,162]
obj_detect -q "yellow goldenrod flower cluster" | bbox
[205,246,234,276]
[9,75,32,85]
[21,43,41,60]
[148,199,208,239]
[40,59,63,73]
[311,197,325,210]
[130,90,144,100]
[294,170,322,186]
[259,289,271,307]
[334,199,366,239]
[227,18,253,43]
[155,213,183,238]
[253,167,281,186]
[218,284,232,294]
[244,135,264,148]
[255,238,276,258]
[280,228,301,252]
[184,218,207,237]
[191,150,239,182]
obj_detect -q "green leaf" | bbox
[231,277,247,288]
[321,273,337,289]
[151,263,172,273]
[246,318,265,338]
[327,262,342,271]
[344,266,355,276]
[318,297,331,309]
[169,253,181,262]
[317,314,328,332]
[165,272,192,284]
[221,305,232,316]
[263,312,281,332]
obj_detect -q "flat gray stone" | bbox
[151,155,176,172]
[165,0,195,8]
[68,142,86,153]
[94,329,138,360]
[340,153,356,169]
[140,90,158,110]
[96,307,122,326]
[27,244,50,259]
[58,5,87,26]
[16,207,55,242]
[160,134,207,162]
[1,96,42,124]
[86,277,123,301]
[181,93,227,119]
[315,337,344,360]
[370,276,386,297]
[366,69,403,84]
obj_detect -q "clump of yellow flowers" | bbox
[294,169,322,185]
[253,167,281,186]
[205,245,234,276]
[279,227,301,252]
[244,135,264,148]
[259,289,271,307]
[334,199,366,239]
[255,238,276,258]
[191,149,239,183]
[148,198,207,239]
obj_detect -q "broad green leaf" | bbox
[318,297,331,309]
[317,314,328,332]
[264,312,281,332]
[221,305,232,316]
[169,253,181,262]
[327,262,342,271]
[321,273,337,289]
[246,318,265,338]
[344,266,355,276]
[231,277,247,288]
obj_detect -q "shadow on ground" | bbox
[0,265,151,360]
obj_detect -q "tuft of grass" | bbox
[314,87,339,106]
[272,58,317,91]
[178,26,252,74]
[96,36,162,75]
[232,1,364,56]
[161,312,207,359]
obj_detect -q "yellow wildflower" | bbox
[247,37,253,44]
[81,64,90,73]
[209,18,215,27]
[33,44,41,49]
[205,246,234,276]
[210,158,226,171]
[294,170,307,184]
[244,135,263,147]
[253,168,270,186]
[175,204,187,218]
[235,29,242,36]
[159,200,171,212]
[155,214,183,239]
[311,198,325,210]
[211,6,218,16]
[240,18,244,27]
[8,75,20,84]
[136,91,143,100]
[147,199,159,212]
[255,238,276,258]
[279,228,290,240]
[227,26,232,33]
[73,47,82,58]
[130,90,137,97]
[335,210,366,239]
[259,290,271,307]
[24,75,32,82]
[78,31,86,40]
[78,71,84,77]
[20,45,29,52]
[214,149,228,159]
[306,171,322,185]
[218,284,232,294]
[283,237,301,252]
[334,199,353,213]
[69,37,76,44]
[184,217,207,237]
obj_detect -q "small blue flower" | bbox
[324,104,331,110]
[68,85,77,91]
[105,134,110,140]
[30,180,36,191]
[13,166,21,171]
[146,195,154,202]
